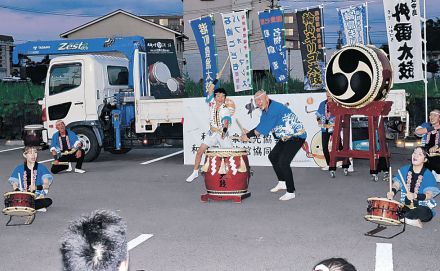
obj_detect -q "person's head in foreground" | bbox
[313,257,357,271]
[60,209,129,271]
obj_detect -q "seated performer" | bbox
[315,92,335,170]
[50,120,86,174]
[387,147,440,228]
[415,109,440,182]
[8,146,53,211]
[60,209,129,271]
[240,90,307,201]
[186,79,232,182]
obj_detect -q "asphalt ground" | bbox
[0,143,439,271]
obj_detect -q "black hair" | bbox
[214,88,227,97]
[314,258,357,271]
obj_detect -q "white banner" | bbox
[184,93,331,167]
[222,11,252,92]
[338,5,366,45]
[383,0,423,83]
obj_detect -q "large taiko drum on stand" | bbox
[23,124,45,147]
[364,197,404,226]
[326,45,393,108]
[200,148,251,203]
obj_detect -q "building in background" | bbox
[0,35,14,79]
[60,9,187,71]
[183,0,303,85]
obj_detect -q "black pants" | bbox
[35,198,52,210]
[268,138,305,193]
[403,205,433,222]
[322,131,331,166]
[426,156,440,173]
[51,149,85,174]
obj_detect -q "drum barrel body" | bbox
[203,149,250,195]
[3,192,36,216]
[365,197,403,226]
[23,124,44,147]
[326,45,393,108]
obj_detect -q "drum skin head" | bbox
[326,45,391,108]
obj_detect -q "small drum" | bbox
[364,197,403,226]
[148,62,171,84]
[201,148,250,196]
[23,124,45,147]
[326,45,393,108]
[3,191,36,216]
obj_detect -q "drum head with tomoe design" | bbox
[325,45,393,108]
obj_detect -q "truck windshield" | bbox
[49,63,82,95]
[108,66,129,86]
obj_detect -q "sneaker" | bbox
[270,181,286,192]
[37,208,47,213]
[185,170,199,183]
[279,192,296,201]
[66,163,73,172]
[74,168,86,174]
[382,172,390,182]
[401,218,423,228]
[321,166,329,171]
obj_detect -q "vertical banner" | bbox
[258,9,288,83]
[383,0,423,83]
[296,8,326,90]
[190,16,218,96]
[338,5,366,45]
[222,11,253,92]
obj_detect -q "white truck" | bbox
[14,36,184,161]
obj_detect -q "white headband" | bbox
[254,91,267,100]
[430,111,440,116]
[314,264,330,271]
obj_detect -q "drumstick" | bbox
[18,172,22,191]
[389,166,392,193]
[397,169,409,193]
[217,55,230,79]
[235,118,246,134]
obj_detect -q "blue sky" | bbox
[1,0,439,48]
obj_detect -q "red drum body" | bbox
[326,45,393,108]
[23,124,45,147]
[3,192,36,216]
[364,197,403,226]
[201,148,250,202]
[148,62,171,84]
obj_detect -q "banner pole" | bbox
[365,1,370,44]
[423,0,428,122]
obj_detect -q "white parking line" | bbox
[0,146,24,153]
[375,243,393,271]
[140,150,183,165]
[128,234,154,251]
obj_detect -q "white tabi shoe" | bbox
[37,208,47,213]
[74,168,85,174]
[270,181,286,192]
[321,166,329,171]
[279,192,296,201]
[401,218,423,228]
[66,163,73,172]
[186,170,199,183]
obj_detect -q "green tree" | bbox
[427,18,440,51]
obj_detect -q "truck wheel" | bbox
[72,127,100,162]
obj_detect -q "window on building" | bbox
[159,18,169,26]
[285,28,294,36]
[285,16,294,24]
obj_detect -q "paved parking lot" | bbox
[1,144,439,271]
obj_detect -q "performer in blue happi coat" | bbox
[8,146,53,211]
[50,120,85,174]
[315,92,336,170]
[240,90,306,201]
[387,147,440,228]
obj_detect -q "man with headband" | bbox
[415,109,440,182]
[50,120,86,174]
[186,79,232,183]
[240,90,307,201]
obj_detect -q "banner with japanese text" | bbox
[190,16,218,96]
[258,9,288,83]
[183,93,328,167]
[296,8,326,90]
[383,0,423,83]
[338,5,366,45]
[222,11,253,92]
